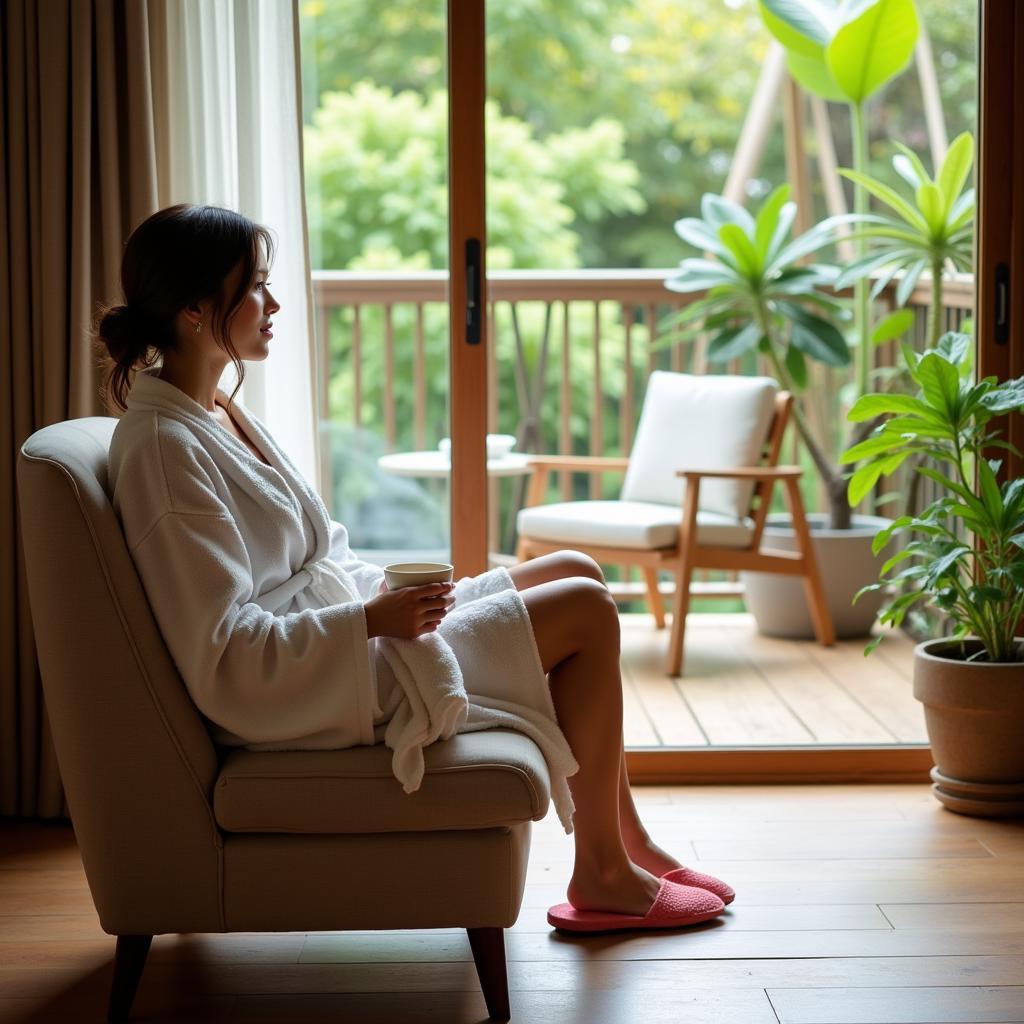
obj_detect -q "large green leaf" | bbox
[847,391,933,422]
[766,202,799,263]
[893,142,930,186]
[892,154,926,190]
[838,168,926,229]
[840,431,907,464]
[977,457,1004,521]
[754,185,791,260]
[782,302,851,366]
[707,323,761,362]
[718,223,762,278]
[826,0,919,104]
[915,182,945,235]
[674,217,729,257]
[785,50,847,102]
[701,193,755,236]
[947,190,976,232]
[917,352,962,418]
[785,342,809,389]
[772,213,857,267]
[895,258,928,306]
[934,330,972,368]
[834,248,917,290]
[937,131,974,216]
[871,308,915,345]
[665,263,735,294]
[759,0,838,52]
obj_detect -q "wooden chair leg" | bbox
[467,927,510,1021]
[784,477,835,647]
[514,536,533,562]
[107,934,152,1022]
[643,567,666,629]
[667,554,694,676]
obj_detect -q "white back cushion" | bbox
[620,372,779,518]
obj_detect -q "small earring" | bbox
[195,321,202,334]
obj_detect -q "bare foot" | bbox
[623,833,685,878]
[566,861,663,917]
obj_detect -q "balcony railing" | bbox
[312,269,973,588]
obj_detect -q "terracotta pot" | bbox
[913,638,1024,817]
[740,513,892,639]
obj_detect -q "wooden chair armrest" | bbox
[526,455,631,473]
[674,465,803,481]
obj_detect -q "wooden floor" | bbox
[2,786,1023,1022]
[620,613,928,748]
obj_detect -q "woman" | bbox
[99,204,734,933]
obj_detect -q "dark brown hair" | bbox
[95,204,275,411]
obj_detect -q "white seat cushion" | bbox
[517,500,754,551]
[620,371,778,518]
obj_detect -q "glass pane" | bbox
[299,2,452,569]
[486,0,977,749]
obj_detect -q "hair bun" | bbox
[100,304,151,361]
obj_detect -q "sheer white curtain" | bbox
[150,0,320,485]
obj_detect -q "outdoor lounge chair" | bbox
[515,370,835,676]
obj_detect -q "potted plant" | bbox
[660,187,897,637]
[655,0,969,638]
[843,333,1024,817]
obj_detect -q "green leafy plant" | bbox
[759,0,920,396]
[661,187,887,529]
[836,131,975,349]
[843,332,1024,662]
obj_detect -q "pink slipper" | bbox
[547,879,725,934]
[661,867,735,905]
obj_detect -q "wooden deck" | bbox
[620,613,928,748]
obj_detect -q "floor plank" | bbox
[2,783,1023,1023]
[768,984,1024,1023]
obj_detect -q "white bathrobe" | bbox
[108,369,578,830]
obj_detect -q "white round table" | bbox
[376,450,534,479]
[376,450,534,568]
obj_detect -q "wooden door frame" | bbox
[448,0,489,580]
[976,0,1022,485]
[449,1,1011,783]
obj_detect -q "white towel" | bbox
[377,602,579,833]
[378,632,469,792]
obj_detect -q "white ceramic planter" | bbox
[914,638,1024,817]
[740,513,892,639]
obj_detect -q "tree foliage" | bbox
[303,83,644,270]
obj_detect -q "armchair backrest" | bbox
[620,371,779,518]
[17,418,224,934]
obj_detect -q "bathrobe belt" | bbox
[252,558,360,616]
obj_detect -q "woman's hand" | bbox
[363,580,456,640]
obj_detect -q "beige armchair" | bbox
[516,371,835,676]
[17,417,551,1023]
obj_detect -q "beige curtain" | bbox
[1,0,162,818]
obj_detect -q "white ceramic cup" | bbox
[437,433,517,459]
[383,561,454,590]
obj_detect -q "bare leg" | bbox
[520,576,661,915]
[508,553,685,878]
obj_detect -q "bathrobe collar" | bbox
[125,368,331,561]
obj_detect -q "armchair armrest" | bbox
[674,465,803,481]
[526,455,630,473]
[521,455,630,509]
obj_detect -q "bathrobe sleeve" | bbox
[327,519,386,600]
[122,441,376,746]
[326,516,515,607]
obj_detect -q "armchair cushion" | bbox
[517,500,754,551]
[620,371,778,518]
[215,729,551,834]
